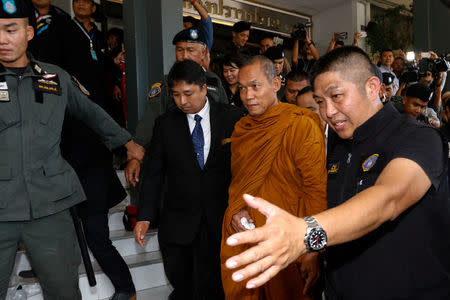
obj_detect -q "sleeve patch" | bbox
[148,82,162,99]
[71,76,91,97]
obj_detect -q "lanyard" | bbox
[73,18,95,50]
[73,18,98,60]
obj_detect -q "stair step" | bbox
[14,251,167,300]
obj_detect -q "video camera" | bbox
[292,22,312,41]
[400,54,450,84]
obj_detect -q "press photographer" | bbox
[291,22,319,72]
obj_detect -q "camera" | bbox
[400,60,419,83]
[334,32,348,40]
[292,22,312,41]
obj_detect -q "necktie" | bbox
[192,114,205,169]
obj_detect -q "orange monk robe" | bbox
[221,103,328,300]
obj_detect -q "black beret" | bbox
[382,72,395,85]
[264,46,284,61]
[172,28,206,46]
[0,0,33,20]
[232,21,251,33]
[406,83,432,103]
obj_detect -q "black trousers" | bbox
[159,220,224,300]
[82,213,135,294]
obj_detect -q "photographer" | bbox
[326,32,363,53]
[291,23,319,73]
[397,51,449,116]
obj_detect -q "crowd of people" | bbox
[0,0,449,300]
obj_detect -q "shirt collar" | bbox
[352,102,399,143]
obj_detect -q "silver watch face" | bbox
[307,228,327,251]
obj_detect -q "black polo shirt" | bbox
[325,103,450,299]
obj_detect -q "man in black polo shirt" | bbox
[221,46,450,299]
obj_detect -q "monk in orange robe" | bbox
[221,55,327,300]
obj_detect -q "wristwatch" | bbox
[303,216,327,252]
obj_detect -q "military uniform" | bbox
[0,58,131,299]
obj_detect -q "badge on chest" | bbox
[33,73,61,96]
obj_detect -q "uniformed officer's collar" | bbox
[352,102,398,143]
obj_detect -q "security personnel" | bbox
[264,45,286,100]
[0,1,142,299]
[133,28,228,147]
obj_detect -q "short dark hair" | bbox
[168,60,206,89]
[241,55,276,82]
[222,54,245,69]
[380,49,394,56]
[310,46,377,93]
[183,16,198,27]
[286,70,309,83]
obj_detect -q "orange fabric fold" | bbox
[221,103,328,300]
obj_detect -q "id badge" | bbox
[90,49,98,61]
[0,90,9,102]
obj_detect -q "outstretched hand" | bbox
[225,194,307,289]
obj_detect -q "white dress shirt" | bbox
[186,99,211,164]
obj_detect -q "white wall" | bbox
[311,0,357,55]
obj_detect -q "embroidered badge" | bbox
[34,75,61,95]
[362,154,379,172]
[148,83,162,99]
[43,73,57,80]
[72,76,90,97]
[327,162,339,174]
[3,0,16,14]
[190,29,198,40]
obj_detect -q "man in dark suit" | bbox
[133,60,243,300]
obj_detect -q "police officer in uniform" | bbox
[0,1,142,299]
[264,45,286,100]
[126,28,228,184]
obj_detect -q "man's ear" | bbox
[402,96,407,105]
[92,3,97,13]
[272,76,281,93]
[26,25,34,42]
[366,76,381,101]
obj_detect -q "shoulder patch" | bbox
[72,76,91,97]
[148,82,162,99]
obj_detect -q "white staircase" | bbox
[8,170,172,300]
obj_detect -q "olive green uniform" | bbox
[0,58,131,300]
[134,71,228,146]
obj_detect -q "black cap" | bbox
[172,28,206,46]
[406,83,432,103]
[0,0,33,20]
[232,21,251,33]
[382,72,395,85]
[264,46,284,60]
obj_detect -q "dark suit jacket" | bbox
[138,101,243,245]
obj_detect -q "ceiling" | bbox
[241,0,413,15]
[247,0,348,15]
